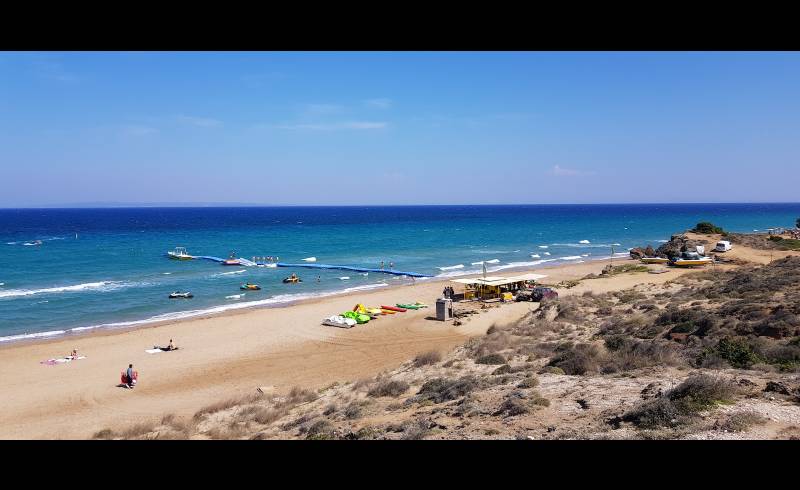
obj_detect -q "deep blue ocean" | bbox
[1,204,798,342]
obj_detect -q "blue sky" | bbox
[1,51,799,207]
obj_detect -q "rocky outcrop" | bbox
[655,234,705,259]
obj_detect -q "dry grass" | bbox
[413,350,442,367]
[367,379,410,398]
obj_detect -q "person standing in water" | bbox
[317,276,321,283]
[380,261,384,270]
[389,261,394,269]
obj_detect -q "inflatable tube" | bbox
[380,309,396,314]
[396,303,421,310]
[381,305,406,312]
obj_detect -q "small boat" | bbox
[640,256,670,264]
[342,311,370,324]
[397,303,422,310]
[240,283,261,291]
[168,247,193,260]
[322,315,357,328]
[671,252,713,267]
[283,274,302,284]
[169,291,193,299]
[223,251,241,266]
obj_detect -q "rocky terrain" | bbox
[93,248,800,440]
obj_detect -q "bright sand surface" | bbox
[1,239,796,439]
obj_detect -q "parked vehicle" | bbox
[516,287,558,302]
[715,240,732,252]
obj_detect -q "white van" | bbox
[715,240,732,252]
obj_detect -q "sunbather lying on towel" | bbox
[153,339,179,351]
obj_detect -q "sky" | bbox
[1,51,799,207]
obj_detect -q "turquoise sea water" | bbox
[1,204,798,342]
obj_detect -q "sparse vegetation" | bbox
[367,380,410,398]
[692,222,726,235]
[413,350,442,367]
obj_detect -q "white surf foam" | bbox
[302,257,317,262]
[561,256,583,261]
[579,240,590,244]
[339,276,350,280]
[216,269,246,276]
[0,281,123,299]
[438,264,464,271]
[543,252,551,255]
[485,259,500,264]
[471,261,485,265]
[0,330,67,343]
[538,245,548,249]
[0,282,392,343]
[530,254,540,258]
[226,293,245,299]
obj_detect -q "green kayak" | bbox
[397,303,421,310]
[343,311,370,323]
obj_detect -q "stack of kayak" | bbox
[322,301,429,328]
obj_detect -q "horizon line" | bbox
[2,201,800,210]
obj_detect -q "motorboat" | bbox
[167,247,193,260]
[671,252,713,267]
[223,251,241,266]
[168,291,193,299]
[640,256,670,264]
[240,283,261,291]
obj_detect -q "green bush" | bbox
[692,222,726,235]
[476,353,507,365]
[713,337,762,369]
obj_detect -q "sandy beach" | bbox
[0,239,793,440]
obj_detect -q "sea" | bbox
[1,203,798,343]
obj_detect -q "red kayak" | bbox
[381,305,407,312]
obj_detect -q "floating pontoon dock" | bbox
[276,262,432,278]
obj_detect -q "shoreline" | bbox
[0,253,625,348]
[2,238,794,439]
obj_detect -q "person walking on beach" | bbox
[126,364,135,389]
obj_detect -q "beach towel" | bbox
[145,348,163,354]
[40,355,86,365]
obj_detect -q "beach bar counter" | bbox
[450,273,548,301]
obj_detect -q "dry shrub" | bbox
[623,374,737,429]
[367,379,410,398]
[495,396,529,417]
[207,421,249,440]
[413,350,442,367]
[120,421,157,439]
[415,376,480,404]
[517,375,539,389]
[718,411,768,432]
[476,353,507,365]
[547,343,602,375]
[92,428,116,439]
[194,392,261,420]
[343,402,363,420]
[304,420,336,440]
[400,419,432,440]
[251,407,287,426]
[287,386,318,404]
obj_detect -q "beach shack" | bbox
[451,273,548,301]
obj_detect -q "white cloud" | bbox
[551,165,596,177]
[176,115,222,127]
[364,98,392,109]
[273,121,388,131]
